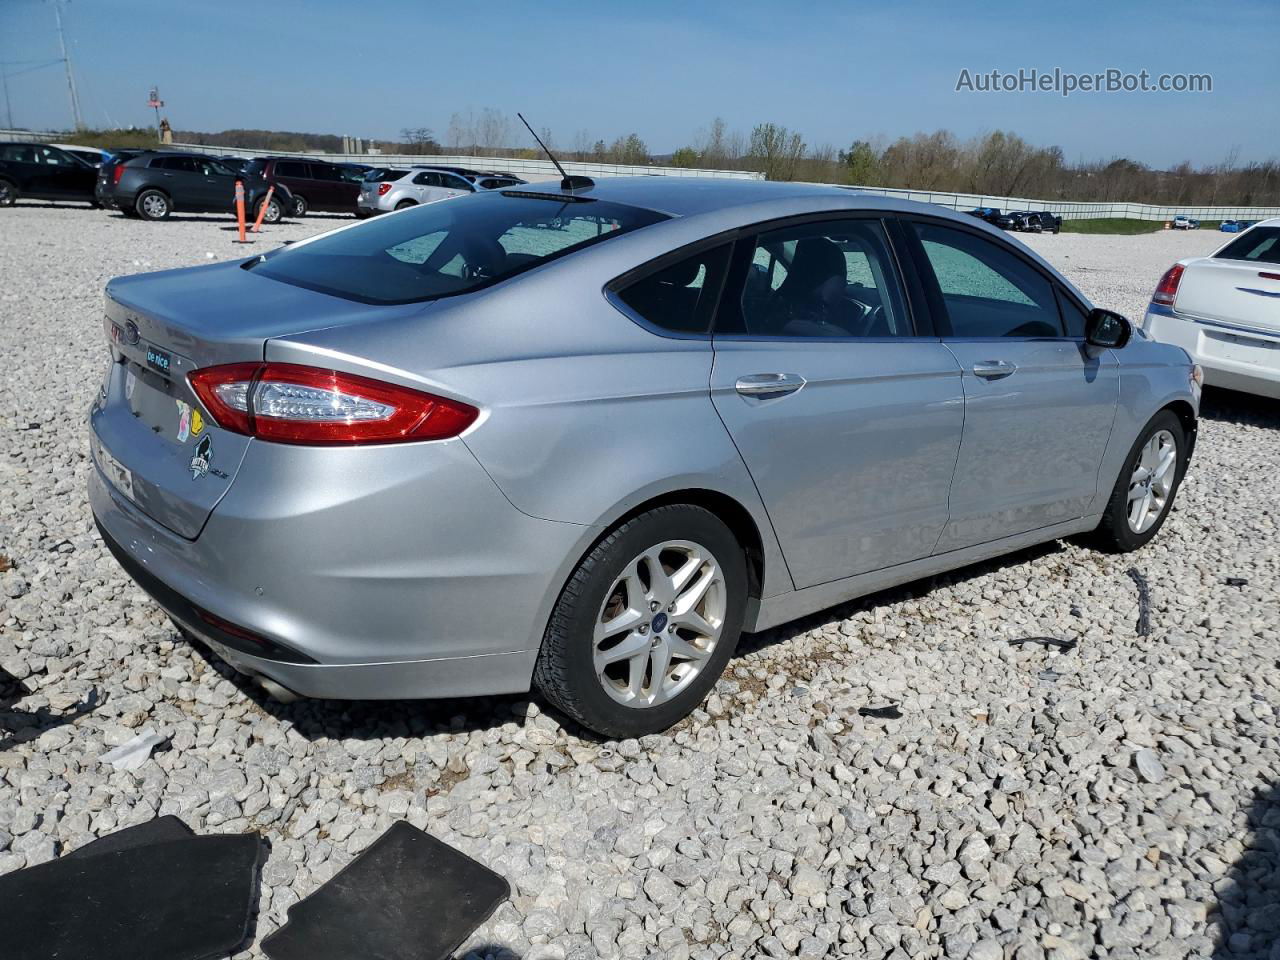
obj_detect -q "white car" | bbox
[1172,215,1200,230]
[357,166,525,216]
[1143,218,1280,398]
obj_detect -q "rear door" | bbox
[439,172,475,201]
[311,162,357,211]
[273,160,311,205]
[902,217,1119,552]
[152,155,207,208]
[709,216,965,589]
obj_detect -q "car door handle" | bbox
[735,373,806,398]
[971,360,1017,380]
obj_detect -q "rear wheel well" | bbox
[607,490,765,600]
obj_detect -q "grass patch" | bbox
[1061,218,1168,235]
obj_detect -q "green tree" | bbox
[670,146,700,167]
[839,140,880,185]
[748,123,805,180]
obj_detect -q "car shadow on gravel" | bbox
[179,630,531,743]
[1213,780,1280,957]
[1199,387,1280,430]
[735,540,1066,662]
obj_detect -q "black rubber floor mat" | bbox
[262,821,510,960]
[0,833,264,960]
[63,815,194,861]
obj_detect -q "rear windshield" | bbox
[363,167,406,182]
[250,190,668,304]
[242,159,266,178]
[1216,227,1280,264]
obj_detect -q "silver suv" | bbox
[357,166,525,216]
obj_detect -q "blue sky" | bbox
[2,0,1275,168]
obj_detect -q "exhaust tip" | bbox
[255,675,301,704]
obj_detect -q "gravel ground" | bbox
[2,203,1278,960]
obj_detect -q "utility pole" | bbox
[51,1,84,131]
[1,65,12,130]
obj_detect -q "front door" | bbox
[709,217,965,589]
[903,219,1119,552]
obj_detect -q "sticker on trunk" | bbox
[190,409,204,437]
[146,346,172,376]
[190,435,213,480]
[176,400,192,442]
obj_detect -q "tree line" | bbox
[408,112,1280,207]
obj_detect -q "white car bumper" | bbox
[1144,306,1280,399]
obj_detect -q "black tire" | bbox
[292,194,308,217]
[1091,410,1188,552]
[135,189,171,220]
[533,504,748,738]
[0,179,18,206]
[256,196,283,225]
[395,199,416,210]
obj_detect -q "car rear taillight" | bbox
[377,182,392,196]
[188,363,478,445]
[112,164,125,186]
[1152,263,1184,307]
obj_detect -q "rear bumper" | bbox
[1145,307,1280,399]
[88,436,591,700]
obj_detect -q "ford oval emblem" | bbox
[124,320,141,345]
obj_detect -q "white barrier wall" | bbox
[833,184,1280,222]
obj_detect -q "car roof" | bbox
[510,176,974,220]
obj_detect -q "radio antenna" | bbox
[517,112,593,192]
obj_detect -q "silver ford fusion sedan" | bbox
[89,178,1200,737]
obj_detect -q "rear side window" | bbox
[153,156,199,173]
[0,145,34,162]
[615,245,732,335]
[1217,227,1280,265]
[250,191,668,305]
[276,161,309,178]
[912,222,1063,338]
[441,173,473,192]
[722,219,910,338]
[311,164,343,182]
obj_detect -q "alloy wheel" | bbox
[142,193,168,218]
[593,540,726,708]
[1127,429,1177,533]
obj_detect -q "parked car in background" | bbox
[965,206,1014,230]
[240,157,360,216]
[1007,211,1041,232]
[99,151,292,222]
[1031,210,1062,234]
[357,165,526,216]
[50,144,111,167]
[0,141,99,207]
[89,179,1198,736]
[1145,217,1280,398]
[1173,215,1200,230]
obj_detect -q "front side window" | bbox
[615,245,732,335]
[250,191,667,305]
[441,174,473,192]
[912,222,1062,338]
[726,219,909,338]
[37,146,72,166]
[276,161,309,178]
[1217,227,1280,265]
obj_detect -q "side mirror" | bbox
[1085,308,1132,349]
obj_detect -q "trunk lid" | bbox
[1176,257,1280,334]
[90,258,425,538]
